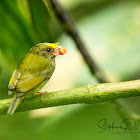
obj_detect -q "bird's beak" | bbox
[52,46,67,56]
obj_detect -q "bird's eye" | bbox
[46,48,51,52]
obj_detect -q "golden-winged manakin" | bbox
[7,42,67,115]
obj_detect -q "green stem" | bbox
[0,80,140,116]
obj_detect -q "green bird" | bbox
[7,42,67,115]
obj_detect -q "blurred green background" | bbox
[0,0,140,139]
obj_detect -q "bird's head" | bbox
[31,42,67,59]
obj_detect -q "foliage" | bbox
[0,0,140,139]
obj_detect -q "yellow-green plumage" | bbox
[8,42,59,115]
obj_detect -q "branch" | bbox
[45,0,137,118]
[0,80,140,116]
[46,0,108,83]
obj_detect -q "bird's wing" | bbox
[8,69,46,93]
[8,53,49,93]
[8,69,21,95]
[15,72,45,92]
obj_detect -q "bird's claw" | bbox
[37,91,47,101]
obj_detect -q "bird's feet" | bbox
[37,91,47,101]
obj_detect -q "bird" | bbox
[7,42,67,115]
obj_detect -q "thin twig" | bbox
[47,0,108,83]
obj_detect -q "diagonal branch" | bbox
[41,0,140,119]
[0,80,140,116]
[46,0,108,83]
[45,0,134,118]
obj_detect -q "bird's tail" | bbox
[7,95,25,115]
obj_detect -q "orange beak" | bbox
[52,46,67,56]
